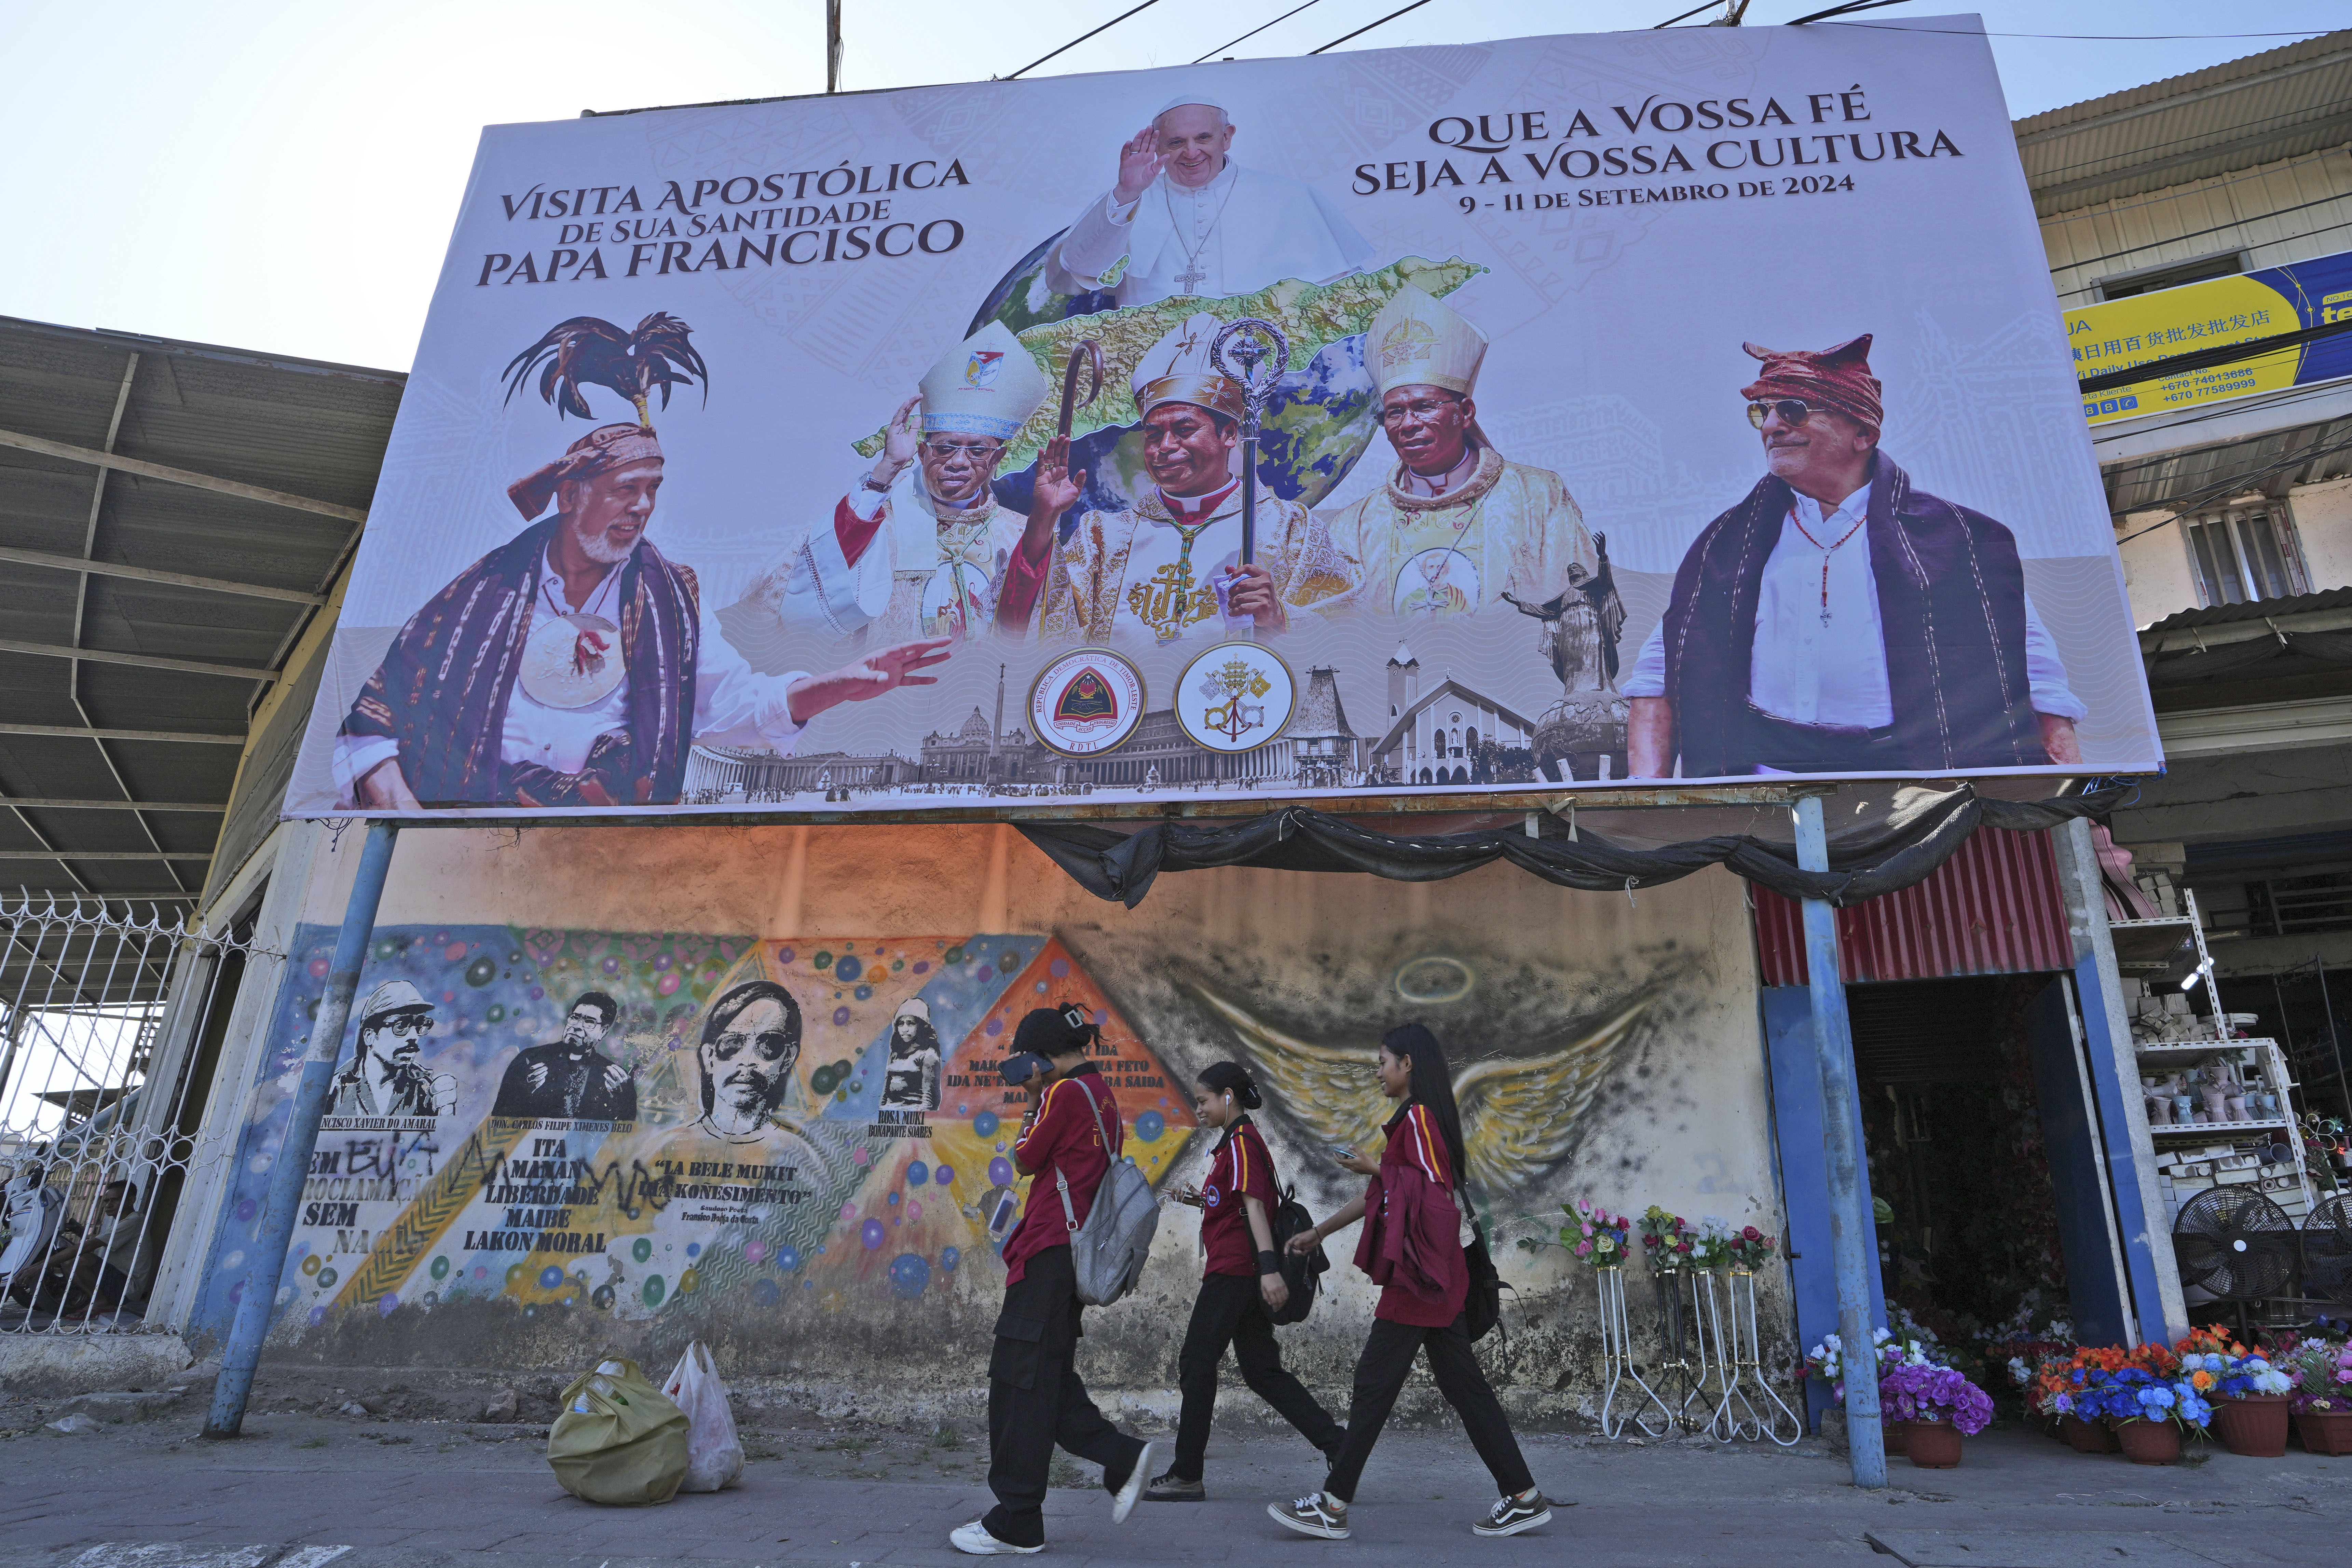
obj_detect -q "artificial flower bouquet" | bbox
[1639,1205,1694,1263]
[1688,1216,1737,1271]
[1725,1224,1779,1270]
[1879,1362,1993,1434]
[1801,1326,1939,1403]
[2286,1337,2352,1414]
[1562,1199,1633,1266]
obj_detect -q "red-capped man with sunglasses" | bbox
[1622,335,2083,779]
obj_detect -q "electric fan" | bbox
[2173,1187,2297,1299]
[2303,1195,2352,1306]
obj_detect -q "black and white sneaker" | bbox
[1143,1468,1205,1501]
[1471,1490,1553,1537]
[1268,1491,1350,1539]
[1110,1441,1153,1524]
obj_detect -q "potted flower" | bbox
[2182,1342,2294,1457]
[2285,1338,2352,1456]
[1801,1328,1938,1455]
[1878,1363,1993,1468]
[2088,1353,2209,1465]
[2045,1347,2134,1453]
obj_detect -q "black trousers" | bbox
[1172,1272,1345,1477]
[1323,1312,1534,1504]
[984,1246,1147,1547]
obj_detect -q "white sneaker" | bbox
[1268,1491,1350,1540]
[951,1520,1043,1555]
[1111,1441,1153,1524]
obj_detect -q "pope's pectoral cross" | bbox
[1172,260,1207,295]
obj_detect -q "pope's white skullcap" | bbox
[1153,95,1230,122]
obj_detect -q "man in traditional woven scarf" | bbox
[336,424,950,808]
[1622,336,2084,778]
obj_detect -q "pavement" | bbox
[0,1375,2347,1568]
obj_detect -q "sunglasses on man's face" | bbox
[923,440,1002,460]
[1747,398,1823,430]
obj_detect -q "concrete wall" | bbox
[186,823,1784,1416]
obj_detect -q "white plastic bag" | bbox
[662,1340,744,1492]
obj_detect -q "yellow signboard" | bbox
[2069,245,2352,426]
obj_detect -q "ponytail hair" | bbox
[1195,1059,1262,1110]
[1381,1023,1468,1187]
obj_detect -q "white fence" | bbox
[0,893,275,1334]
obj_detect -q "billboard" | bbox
[285,16,2161,821]
[2071,245,2352,425]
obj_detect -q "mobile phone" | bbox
[1328,1144,1357,1162]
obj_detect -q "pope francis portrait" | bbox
[1046,94,1375,306]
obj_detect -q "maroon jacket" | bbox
[1354,1102,1468,1328]
[1003,1063,1120,1286]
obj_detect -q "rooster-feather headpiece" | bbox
[502,312,710,428]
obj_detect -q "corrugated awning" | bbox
[0,316,401,906]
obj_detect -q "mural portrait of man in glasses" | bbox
[330,980,456,1118]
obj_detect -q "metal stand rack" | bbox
[1594,1266,1675,1437]
[1702,1268,1805,1445]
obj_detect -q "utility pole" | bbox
[826,0,843,94]
[1791,795,1887,1488]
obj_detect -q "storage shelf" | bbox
[2149,1118,2294,1138]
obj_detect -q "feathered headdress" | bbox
[502,312,710,428]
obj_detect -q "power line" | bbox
[1829,23,2341,41]
[1788,0,1914,25]
[1654,2,1725,26]
[1003,0,1164,81]
[1311,0,1436,55]
[1194,0,1323,63]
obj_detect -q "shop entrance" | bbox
[1763,973,2136,1423]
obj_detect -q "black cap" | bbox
[1013,1004,1095,1059]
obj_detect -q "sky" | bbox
[4,2,2341,372]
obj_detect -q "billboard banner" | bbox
[285,16,2160,821]
[2071,245,2352,425]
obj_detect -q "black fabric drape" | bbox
[1017,785,2128,910]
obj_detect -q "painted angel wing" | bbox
[1454,998,1652,1194]
[1188,984,1391,1156]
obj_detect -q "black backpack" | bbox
[1267,1184,1328,1325]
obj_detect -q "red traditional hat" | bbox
[1739,334,1882,435]
[507,423,664,520]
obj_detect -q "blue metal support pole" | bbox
[204,820,400,1438]
[1792,794,1886,1488]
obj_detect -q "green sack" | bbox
[548,1357,690,1506]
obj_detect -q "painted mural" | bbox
[187,831,1777,1409]
[194,926,1196,1335]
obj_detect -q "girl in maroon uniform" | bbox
[1269,1024,1551,1540]
[1144,1061,1344,1501]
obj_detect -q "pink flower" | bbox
[1574,1241,1592,1257]
[1742,1226,1761,1241]
[1581,1223,1596,1238]
[1577,1198,1592,1215]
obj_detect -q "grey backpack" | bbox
[1052,1074,1161,1307]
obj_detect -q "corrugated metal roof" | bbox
[2016,31,2352,218]
[1753,826,2072,986]
[2102,410,2352,516]
[2141,584,2352,635]
[0,316,401,904]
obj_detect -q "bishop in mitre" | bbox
[1322,286,1596,621]
[758,323,1051,643]
[1045,95,1375,306]
[1026,312,1354,649]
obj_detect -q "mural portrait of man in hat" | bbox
[1319,285,1596,624]
[1622,335,2085,778]
[330,980,455,1118]
[758,324,1052,644]
[1026,312,1355,648]
[1046,94,1375,308]
[334,340,954,810]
